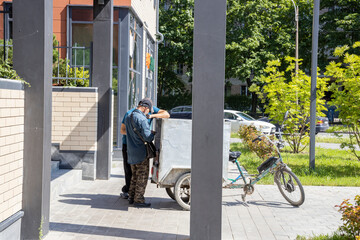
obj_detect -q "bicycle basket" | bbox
[257,157,278,173]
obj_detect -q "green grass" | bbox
[230,142,360,186]
[315,136,351,144]
[231,132,240,138]
[296,231,354,240]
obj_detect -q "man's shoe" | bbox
[134,202,151,208]
[120,192,129,199]
[128,198,134,204]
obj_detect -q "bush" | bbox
[52,58,90,87]
[238,124,277,160]
[336,195,360,239]
[325,42,360,161]
[250,57,328,153]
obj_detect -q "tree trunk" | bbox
[246,78,257,115]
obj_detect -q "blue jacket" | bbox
[124,109,155,164]
[122,106,160,145]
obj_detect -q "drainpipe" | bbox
[154,0,164,105]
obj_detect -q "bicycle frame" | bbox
[227,132,286,188]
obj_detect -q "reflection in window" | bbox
[145,35,155,100]
[128,14,142,109]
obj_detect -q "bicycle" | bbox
[225,113,305,207]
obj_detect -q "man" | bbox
[120,98,169,199]
[124,99,156,207]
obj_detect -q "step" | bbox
[51,160,60,173]
[51,168,82,201]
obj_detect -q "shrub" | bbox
[238,124,277,160]
[250,57,328,153]
[325,42,360,161]
[336,195,360,238]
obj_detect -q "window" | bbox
[145,35,155,100]
[183,106,192,112]
[128,13,142,109]
[172,107,183,113]
[241,86,248,96]
[69,6,119,67]
[224,112,236,120]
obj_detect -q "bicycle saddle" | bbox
[229,151,241,162]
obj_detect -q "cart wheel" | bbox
[174,172,191,211]
[165,187,175,200]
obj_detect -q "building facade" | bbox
[0,0,160,148]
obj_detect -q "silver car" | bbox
[224,110,276,134]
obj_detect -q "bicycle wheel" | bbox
[165,187,175,200]
[274,168,305,206]
[174,172,191,211]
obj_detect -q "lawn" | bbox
[230,142,360,186]
[231,132,352,144]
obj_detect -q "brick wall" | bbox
[0,81,24,223]
[52,87,98,152]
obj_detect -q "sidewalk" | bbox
[44,161,359,240]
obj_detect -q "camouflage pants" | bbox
[129,158,149,203]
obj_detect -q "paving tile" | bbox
[43,160,360,240]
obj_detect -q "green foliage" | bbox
[325,42,360,161]
[226,0,313,112]
[158,0,194,96]
[157,91,192,110]
[319,0,360,71]
[52,59,90,87]
[0,39,13,64]
[231,142,360,186]
[238,125,277,160]
[52,35,90,87]
[296,231,355,240]
[336,195,360,239]
[0,39,28,85]
[38,216,44,240]
[225,94,252,111]
[250,57,328,153]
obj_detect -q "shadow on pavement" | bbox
[110,174,124,179]
[223,199,295,209]
[58,193,130,211]
[50,222,190,239]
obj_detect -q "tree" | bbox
[319,0,360,70]
[250,57,328,153]
[158,0,194,96]
[325,42,360,161]
[226,0,313,114]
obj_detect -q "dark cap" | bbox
[138,98,153,113]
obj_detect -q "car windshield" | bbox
[235,112,255,121]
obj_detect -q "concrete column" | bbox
[119,9,130,142]
[310,0,320,170]
[12,0,53,238]
[93,0,113,179]
[191,0,227,239]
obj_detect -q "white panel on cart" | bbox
[156,119,230,185]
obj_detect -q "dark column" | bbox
[93,0,113,179]
[309,0,320,170]
[190,0,227,239]
[12,0,53,238]
[118,9,130,141]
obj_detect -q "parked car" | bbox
[169,105,192,119]
[316,117,330,133]
[224,110,276,134]
[169,107,276,134]
[258,116,329,134]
